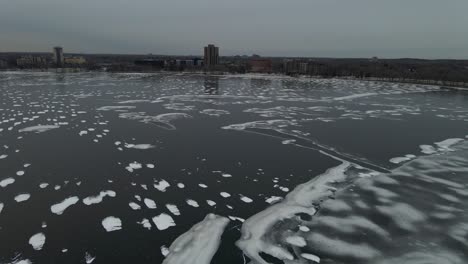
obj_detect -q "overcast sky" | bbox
[1,0,468,58]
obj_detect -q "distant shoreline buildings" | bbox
[1,44,468,88]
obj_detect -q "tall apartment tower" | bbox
[53,46,64,67]
[204,44,219,68]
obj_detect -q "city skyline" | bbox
[1,0,468,59]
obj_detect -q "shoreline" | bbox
[1,68,468,91]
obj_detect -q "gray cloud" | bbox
[1,0,468,58]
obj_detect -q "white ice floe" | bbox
[206,200,216,206]
[16,171,25,176]
[97,106,136,111]
[144,198,157,209]
[236,162,351,264]
[282,139,296,145]
[286,236,307,247]
[147,163,155,168]
[333,92,377,101]
[199,109,230,116]
[124,143,155,150]
[240,195,253,203]
[153,213,176,230]
[162,214,229,264]
[15,193,31,202]
[0,154,7,159]
[265,196,283,204]
[0,177,15,187]
[0,203,3,214]
[102,216,122,232]
[301,253,320,263]
[186,199,199,208]
[138,218,152,230]
[177,183,185,188]
[51,196,79,215]
[221,173,232,178]
[83,190,116,205]
[166,204,181,216]
[118,100,151,104]
[39,183,49,188]
[389,154,416,164]
[161,246,170,257]
[198,183,208,188]
[29,233,46,250]
[19,125,60,133]
[79,130,88,136]
[129,202,141,210]
[220,192,231,198]
[154,180,170,192]
[126,161,143,172]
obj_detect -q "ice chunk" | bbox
[144,198,157,209]
[126,161,143,172]
[97,106,136,111]
[0,177,15,187]
[138,218,152,230]
[83,190,116,205]
[240,195,253,203]
[265,196,283,204]
[102,216,122,232]
[220,192,231,198]
[285,236,306,247]
[166,204,181,216]
[51,196,79,215]
[154,180,170,192]
[162,214,229,264]
[129,202,141,210]
[124,143,155,150]
[15,193,31,202]
[186,199,199,208]
[29,233,46,250]
[19,125,60,133]
[153,213,176,230]
[301,253,320,263]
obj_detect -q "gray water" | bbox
[0,71,467,264]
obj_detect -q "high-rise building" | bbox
[204,44,219,68]
[53,46,64,67]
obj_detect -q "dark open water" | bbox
[0,72,467,264]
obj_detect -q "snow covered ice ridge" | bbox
[233,138,468,264]
[235,161,351,264]
[162,214,230,264]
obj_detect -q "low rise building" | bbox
[64,56,86,65]
[250,59,272,73]
[16,56,48,67]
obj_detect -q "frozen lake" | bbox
[0,71,467,264]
